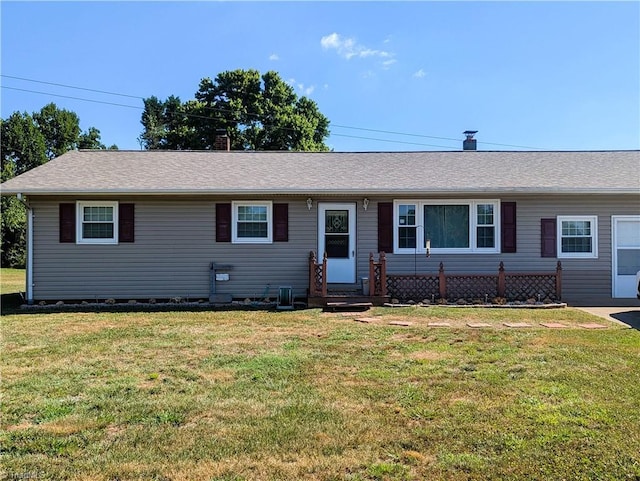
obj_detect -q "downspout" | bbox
[16,194,33,304]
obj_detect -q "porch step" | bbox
[325,301,373,313]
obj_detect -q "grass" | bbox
[2,302,640,480]
[1,267,25,295]
[1,267,26,313]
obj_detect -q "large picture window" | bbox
[76,201,119,244]
[393,200,500,254]
[557,216,598,258]
[232,201,273,244]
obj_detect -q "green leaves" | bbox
[140,69,330,151]
[1,103,116,267]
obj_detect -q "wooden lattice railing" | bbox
[368,252,387,296]
[308,252,562,302]
[386,261,562,302]
[308,251,327,297]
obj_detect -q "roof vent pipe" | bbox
[463,130,478,151]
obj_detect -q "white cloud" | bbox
[269,53,279,61]
[287,78,316,96]
[297,82,315,96]
[413,69,427,78]
[320,32,394,64]
[382,59,397,69]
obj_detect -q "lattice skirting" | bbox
[446,275,498,300]
[505,275,558,301]
[387,275,439,301]
[387,274,559,301]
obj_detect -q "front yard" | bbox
[2,303,639,480]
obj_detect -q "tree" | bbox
[78,127,118,150]
[1,104,117,267]
[33,103,81,159]
[139,69,330,151]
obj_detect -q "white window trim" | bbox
[76,201,119,245]
[393,199,501,254]
[557,215,598,259]
[232,201,273,244]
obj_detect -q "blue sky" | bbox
[1,1,639,152]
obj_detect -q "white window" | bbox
[232,201,272,244]
[76,201,118,245]
[558,216,598,258]
[393,200,500,254]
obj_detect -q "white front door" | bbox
[318,203,356,283]
[612,216,640,298]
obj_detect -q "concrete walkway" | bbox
[575,306,640,329]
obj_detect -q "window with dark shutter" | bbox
[273,203,288,242]
[216,203,232,242]
[119,204,135,243]
[378,202,393,253]
[501,202,517,253]
[59,203,76,243]
[541,218,557,257]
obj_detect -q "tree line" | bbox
[1,69,331,267]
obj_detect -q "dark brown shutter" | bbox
[59,203,75,243]
[378,202,393,253]
[119,204,135,243]
[541,218,557,257]
[500,202,517,253]
[273,203,288,242]
[216,203,232,242]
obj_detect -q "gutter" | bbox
[2,187,640,196]
[15,194,33,305]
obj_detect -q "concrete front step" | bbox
[308,295,389,309]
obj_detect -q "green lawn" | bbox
[1,267,25,295]
[2,305,639,480]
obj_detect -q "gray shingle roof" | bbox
[1,150,639,195]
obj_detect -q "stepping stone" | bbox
[354,317,376,323]
[428,322,451,327]
[389,321,412,327]
[577,323,608,329]
[467,322,491,328]
[540,322,568,328]
[504,322,533,328]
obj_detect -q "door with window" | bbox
[318,203,356,283]
[612,216,640,298]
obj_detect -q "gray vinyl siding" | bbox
[370,195,640,302]
[29,194,639,303]
[31,196,316,301]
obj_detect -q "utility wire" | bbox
[2,86,142,110]
[1,74,546,150]
[2,85,461,150]
[331,124,546,150]
[331,133,455,150]
[1,74,143,100]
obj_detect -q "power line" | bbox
[1,74,547,150]
[331,133,455,150]
[1,86,142,110]
[1,74,143,100]
[2,85,461,150]
[331,124,546,150]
